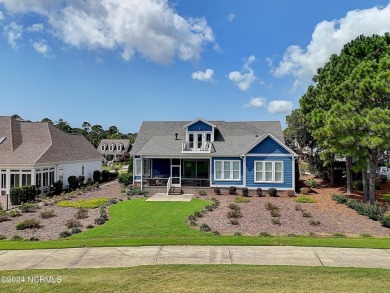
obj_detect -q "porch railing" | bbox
[181,142,214,153]
[166,177,171,195]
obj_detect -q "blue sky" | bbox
[1,0,390,133]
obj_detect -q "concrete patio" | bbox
[145,193,193,202]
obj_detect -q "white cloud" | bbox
[228,55,256,91]
[274,4,390,82]
[227,13,235,22]
[32,39,51,56]
[244,97,267,108]
[267,100,293,113]
[3,21,23,49]
[0,0,216,64]
[192,69,214,82]
[27,23,44,32]
[0,10,4,20]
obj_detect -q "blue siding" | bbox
[246,156,293,189]
[211,157,243,186]
[249,136,289,155]
[152,159,170,178]
[188,121,213,132]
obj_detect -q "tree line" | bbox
[284,33,390,204]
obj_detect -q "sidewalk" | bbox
[0,246,389,270]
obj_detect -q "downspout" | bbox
[240,154,246,187]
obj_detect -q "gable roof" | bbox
[0,116,103,165]
[241,133,298,157]
[131,120,285,157]
[183,117,217,128]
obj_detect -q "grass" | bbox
[1,265,389,292]
[383,193,390,202]
[57,198,109,208]
[0,199,389,250]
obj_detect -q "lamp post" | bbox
[6,193,9,211]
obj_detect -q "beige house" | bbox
[0,116,103,204]
[97,139,131,162]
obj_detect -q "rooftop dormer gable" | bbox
[184,118,216,134]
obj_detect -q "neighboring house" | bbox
[97,139,131,162]
[0,116,103,198]
[130,118,298,191]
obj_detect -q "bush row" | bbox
[10,186,36,205]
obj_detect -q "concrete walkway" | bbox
[0,246,389,270]
[146,193,193,202]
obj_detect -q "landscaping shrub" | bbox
[65,218,82,228]
[270,209,280,217]
[213,187,221,195]
[379,174,388,183]
[352,180,363,191]
[198,190,206,196]
[333,232,346,238]
[0,234,6,240]
[228,203,240,210]
[309,219,321,226]
[187,214,197,222]
[10,186,36,205]
[93,170,101,182]
[86,224,94,229]
[241,187,249,197]
[59,231,72,238]
[300,187,311,195]
[199,223,211,232]
[294,195,317,203]
[268,188,278,197]
[15,218,40,230]
[305,179,318,188]
[212,230,220,236]
[127,188,148,196]
[265,202,279,211]
[344,199,385,221]
[302,211,312,218]
[332,194,349,204]
[210,198,220,208]
[286,190,295,197]
[230,219,239,225]
[228,186,237,195]
[258,231,271,237]
[205,205,214,212]
[71,228,82,234]
[234,196,250,203]
[271,218,281,225]
[30,237,40,241]
[233,232,242,236]
[118,173,133,186]
[68,176,79,190]
[11,235,23,241]
[194,211,203,218]
[381,213,390,228]
[53,180,63,195]
[40,209,55,219]
[57,198,109,208]
[75,207,89,219]
[20,203,40,212]
[101,170,111,182]
[256,187,263,197]
[294,205,303,212]
[227,210,243,218]
[0,210,9,222]
[189,219,197,227]
[86,178,93,185]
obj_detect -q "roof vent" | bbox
[175,133,178,140]
[0,137,6,144]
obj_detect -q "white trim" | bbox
[241,133,299,157]
[243,155,247,186]
[134,158,142,176]
[213,159,241,181]
[183,118,216,129]
[254,161,284,183]
[210,184,245,188]
[292,157,296,191]
[246,153,293,157]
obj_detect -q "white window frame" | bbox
[254,161,284,183]
[135,158,142,176]
[187,131,213,150]
[109,143,114,151]
[214,160,241,181]
[101,144,106,151]
[117,143,122,151]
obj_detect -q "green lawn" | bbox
[0,198,389,250]
[1,265,389,292]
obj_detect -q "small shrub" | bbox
[71,228,82,234]
[265,202,279,211]
[204,205,214,212]
[228,203,241,210]
[16,218,41,230]
[65,218,82,228]
[308,232,317,237]
[228,186,237,195]
[230,219,239,225]
[302,211,312,218]
[305,179,318,188]
[309,219,321,226]
[59,231,72,238]
[75,208,89,219]
[40,209,55,219]
[187,214,196,222]
[241,187,249,197]
[213,187,221,195]
[352,180,363,191]
[286,190,295,197]
[379,174,388,184]
[256,188,263,197]
[234,196,250,203]
[57,198,109,208]
[86,224,94,229]
[30,237,40,241]
[120,188,126,193]
[227,210,243,218]
[189,220,197,227]
[300,187,311,195]
[94,216,106,225]
[117,173,133,186]
[294,195,317,203]
[233,232,242,236]
[360,233,372,238]
[271,218,281,225]
[198,190,206,196]
[200,223,211,232]
[258,231,271,237]
[68,176,80,190]
[194,211,203,218]
[332,232,346,238]
[11,235,23,241]
[211,198,220,208]
[0,210,9,222]
[20,203,40,212]
[268,188,277,197]
[0,234,6,240]
[287,233,299,237]
[381,213,390,228]
[295,205,303,212]
[7,209,21,217]
[127,188,148,196]
[332,194,349,204]
[212,230,220,236]
[270,209,280,217]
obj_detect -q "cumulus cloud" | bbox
[227,13,236,22]
[0,0,215,64]
[192,68,214,82]
[274,4,390,82]
[228,55,256,91]
[3,21,23,49]
[32,39,51,56]
[0,10,4,20]
[244,97,267,108]
[267,100,293,113]
[27,23,44,32]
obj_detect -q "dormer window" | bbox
[109,143,114,151]
[117,143,122,151]
[101,143,106,151]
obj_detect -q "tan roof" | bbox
[0,116,103,165]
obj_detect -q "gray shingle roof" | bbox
[0,117,103,165]
[130,120,284,157]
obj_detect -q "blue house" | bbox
[130,118,298,192]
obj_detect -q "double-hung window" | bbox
[135,158,142,176]
[254,161,283,183]
[214,160,240,181]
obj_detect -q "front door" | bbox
[171,165,181,187]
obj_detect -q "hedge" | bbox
[10,186,37,205]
